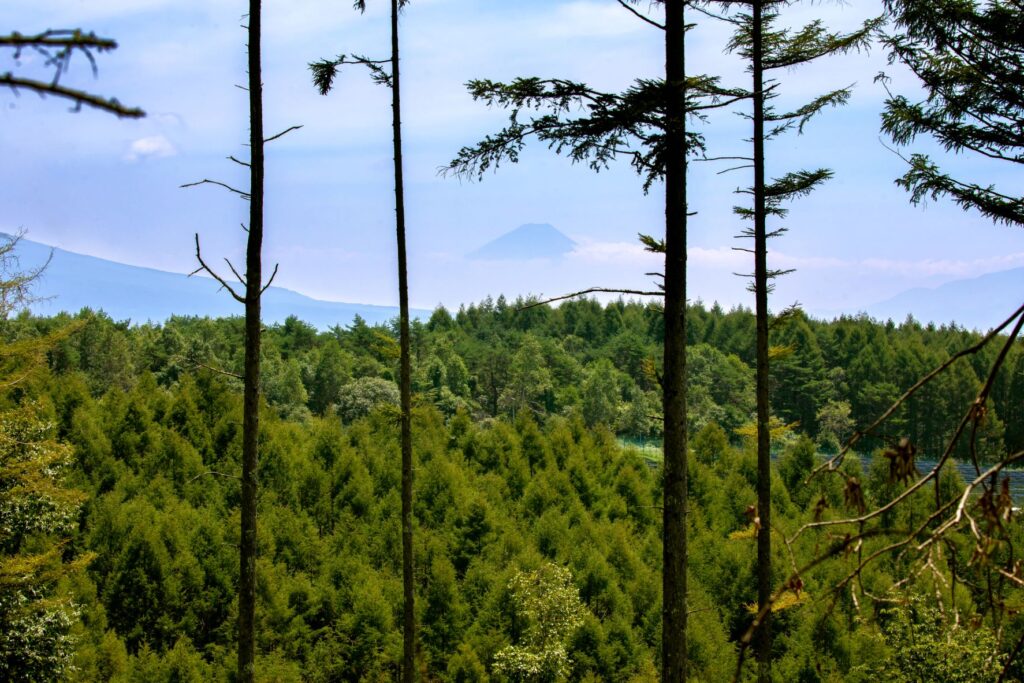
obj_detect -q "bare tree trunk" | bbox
[238,2,264,681]
[390,1,416,680]
[752,0,772,679]
[662,1,689,680]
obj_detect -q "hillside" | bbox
[865,267,1024,330]
[8,234,428,328]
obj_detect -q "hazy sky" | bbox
[4,0,1023,319]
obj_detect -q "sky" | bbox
[3,0,1023,320]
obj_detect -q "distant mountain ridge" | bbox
[7,234,428,329]
[864,267,1024,331]
[469,223,576,261]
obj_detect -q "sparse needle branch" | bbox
[311,55,393,93]
[445,75,742,192]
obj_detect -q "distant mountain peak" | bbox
[865,267,1024,331]
[469,223,576,261]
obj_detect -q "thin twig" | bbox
[264,124,303,144]
[616,0,666,29]
[260,263,280,295]
[0,74,144,118]
[517,287,663,311]
[180,179,252,200]
[192,234,245,303]
[187,470,241,484]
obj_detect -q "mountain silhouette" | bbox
[866,267,1024,330]
[6,234,427,328]
[469,223,576,261]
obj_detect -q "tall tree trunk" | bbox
[390,1,416,680]
[662,1,688,680]
[238,0,264,681]
[752,0,772,679]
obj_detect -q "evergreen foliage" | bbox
[0,302,1018,679]
[881,0,1024,226]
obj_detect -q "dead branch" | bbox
[0,74,144,118]
[616,0,666,29]
[516,287,664,311]
[180,179,252,200]
[191,234,245,304]
[264,124,303,144]
[259,263,279,294]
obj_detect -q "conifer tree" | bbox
[0,31,139,680]
[311,1,417,679]
[713,3,879,678]
[186,2,290,679]
[880,0,1023,226]
[445,3,741,678]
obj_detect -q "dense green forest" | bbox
[4,0,1024,680]
[2,302,1023,681]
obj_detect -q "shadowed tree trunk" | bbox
[389,0,417,679]
[751,2,771,679]
[662,1,689,680]
[239,1,264,680]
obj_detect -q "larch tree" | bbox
[711,2,879,678]
[0,239,87,681]
[0,30,140,680]
[444,2,742,679]
[311,0,417,679]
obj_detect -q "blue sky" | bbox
[3,0,1023,320]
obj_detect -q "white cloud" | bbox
[860,252,1024,278]
[123,135,177,162]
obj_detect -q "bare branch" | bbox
[223,258,246,287]
[616,0,665,29]
[180,179,252,201]
[517,287,664,311]
[260,263,280,295]
[0,30,116,50]
[264,124,303,144]
[192,234,245,304]
[0,73,144,118]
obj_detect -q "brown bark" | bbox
[752,1,772,679]
[238,0,264,680]
[390,1,416,680]
[662,1,689,680]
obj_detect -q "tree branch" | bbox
[616,0,665,29]
[264,124,303,144]
[180,179,252,201]
[0,73,144,118]
[191,234,246,303]
[516,287,664,311]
